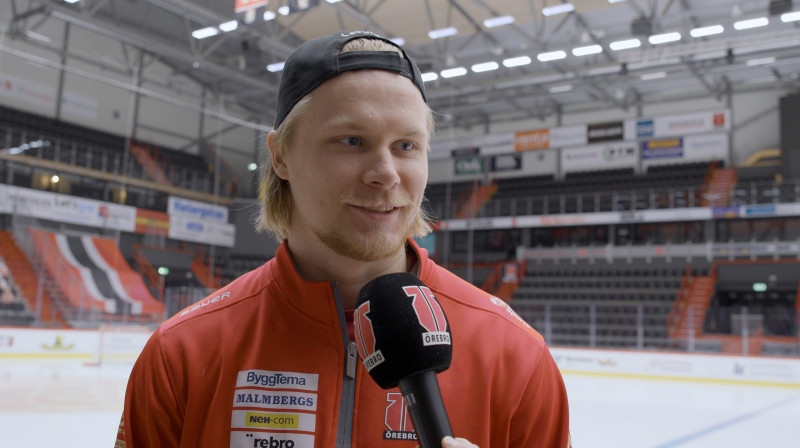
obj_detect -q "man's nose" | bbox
[362,148,401,189]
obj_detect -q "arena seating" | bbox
[511,258,712,349]
[0,106,221,198]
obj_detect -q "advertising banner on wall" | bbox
[135,208,170,236]
[625,109,730,139]
[0,185,136,231]
[430,133,515,159]
[642,138,684,160]
[168,196,234,247]
[490,154,522,172]
[98,203,137,232]
[549,125,587,148]
[0,185,234,244]
[587,121,624,143]
[561,142,639,171]
[168,196,228,223]
[514,129,550,151]
[454,156,484,175]
[641,133,729,164]
[168,216,235,247]
[683,133,728,161]
[450,146,479,158]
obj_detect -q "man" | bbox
[119,31,570,448]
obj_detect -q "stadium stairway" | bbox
[130,140,171,186]
[455,181,498,220]
[190,247,222,290]
[0,230,66,326]
[668,274,714,340]
[702,166,738,207]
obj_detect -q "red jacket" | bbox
[120,240,570,447]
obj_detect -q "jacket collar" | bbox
[270,239,433,324]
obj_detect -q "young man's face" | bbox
[272,69,429,262]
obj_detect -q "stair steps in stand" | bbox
[0,230,67,326]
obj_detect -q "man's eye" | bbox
[398,141,415,151]
[339,136,361,146]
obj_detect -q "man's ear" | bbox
[267,130,289,180]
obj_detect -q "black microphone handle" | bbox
[398,370,454,448]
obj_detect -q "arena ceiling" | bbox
[4,0,800,135]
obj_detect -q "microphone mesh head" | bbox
[354,273,452,389]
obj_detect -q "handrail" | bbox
[26,227,106,321]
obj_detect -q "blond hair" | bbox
[257,37,435,241]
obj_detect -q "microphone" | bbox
[354,273,454,448]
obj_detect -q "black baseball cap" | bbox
[273,30,428,129]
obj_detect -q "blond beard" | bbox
[315,218,414,262]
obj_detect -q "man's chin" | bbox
[317,228,408,262]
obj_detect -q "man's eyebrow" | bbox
[323,117,366,131]
[323,118,427,137]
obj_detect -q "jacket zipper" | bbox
[332,282,356,448]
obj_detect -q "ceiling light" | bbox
[781,12,800,22]
[421,72,439,82]
[537,50,567,62]
[191,27,219,39]
[326,0,344,3]
[25,31,52,43]
[267,62,285,72]
[219,20,238,32]
[734,17,769,30]
[503,56,532,67]
[440,67,468,78]
[483,15,515,28]
[278,6,290,15]
[263,11,276,21]
[63,0,80,3]
[389,37,406,46]
[572,44,602,56]
[549,84,573,93]
[640,71,667,80]
[542,3,575,16]
[690,25,724,37]
[608,0,626,3]
[471,61,500,73]
[746,56,776,66]
[648,32,681,45]
[610,38,641,51]
[428,27,458,39]
[247,163,258,171]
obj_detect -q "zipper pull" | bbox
[346,342,358,378]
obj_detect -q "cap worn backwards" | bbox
[273,30,428,129]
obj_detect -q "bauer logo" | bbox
[236,370,319,391]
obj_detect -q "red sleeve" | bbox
[510,346,571,448]
[121,329,184,447]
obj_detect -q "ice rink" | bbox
[1,358,799,448]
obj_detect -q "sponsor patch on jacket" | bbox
[231,410,316,432]
[230,431,314,448]
[231,370,319,448]
[233,389,317,411]
[236,370,319,391]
